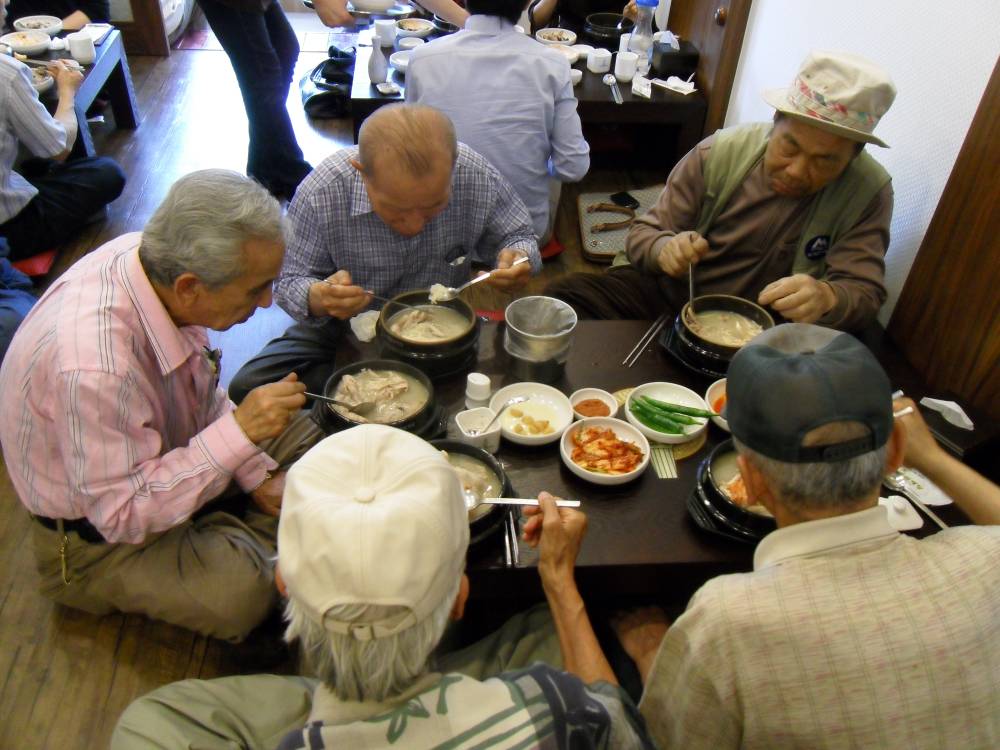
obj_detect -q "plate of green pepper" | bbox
[625,382,717,444]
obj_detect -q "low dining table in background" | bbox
[331,319,974,607]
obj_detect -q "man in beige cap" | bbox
[112,425,655,749]
[548,50,897,331]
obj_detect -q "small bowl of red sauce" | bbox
[704,378,729,432]
[570,388,619,421]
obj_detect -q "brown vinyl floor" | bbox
[0,15,665,748]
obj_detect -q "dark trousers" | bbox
[545,265,677,320]
[198,0,312,200]
[0,157,125,259]
[228,319,345,404]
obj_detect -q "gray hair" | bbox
[284,575,461,702]
[139,169,286,289]
[733,421,887,512]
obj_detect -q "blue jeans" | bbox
[198,0,312,199]
[0,251,36,363]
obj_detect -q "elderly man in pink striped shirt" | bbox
[0,169,317,641]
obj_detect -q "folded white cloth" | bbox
[919,397,974,430]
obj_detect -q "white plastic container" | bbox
[455,407,501,453]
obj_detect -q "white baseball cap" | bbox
[763,50,896,148]
[278,425,469,641]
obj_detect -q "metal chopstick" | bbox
[507,511,520,566]
[622,313,668,367]
[908,495,949,530]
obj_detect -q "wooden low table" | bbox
[349,27,707,159]
[36,28,140,157]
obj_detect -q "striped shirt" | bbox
[277,666,654,749]
[640,506,1000,749]
[406,15,590,239]
[0,55,67,223]
[275,143,539,322]
[0,234,275,544]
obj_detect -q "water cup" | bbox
[374,19,396,46]
[618,32,632,53]
[67,31,95,64]
[615,51,639,83]
[587,48,612,74]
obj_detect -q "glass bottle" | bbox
[627,0,658,76]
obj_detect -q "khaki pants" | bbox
[112,605,560,749]
[33,412,323,642]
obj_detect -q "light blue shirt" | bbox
[406,16,590,239]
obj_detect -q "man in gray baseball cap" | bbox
[616,323,1000,749]
[549,50,896,331]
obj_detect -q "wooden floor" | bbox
[0,15,666,749]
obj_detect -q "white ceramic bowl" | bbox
[30,67,54,94]
[350,0,396,11]
[535,28,577,46]
[13,15,62,36]
[389,50,411,73]
[571,43,595,57]
[397,36,425,50]
[570,388,618,420]
[561,417,650,485]
[704,378,729,432]
[395,17,434,37]
[1,30,51,56]
[625,382,709,444]
[455,407,501,453]
[570,68,583,86]
[489,382,573,446]
[551,44,580,64]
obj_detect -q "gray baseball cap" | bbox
[726,323,892,462]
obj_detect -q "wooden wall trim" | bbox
[887,55,1000,420]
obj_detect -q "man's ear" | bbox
[737,453,776,514]
[275,563,287,597]
[349,158,365,174]
[173,272,203,307]
[450,574,470,622]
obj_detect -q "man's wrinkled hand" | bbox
[758,274,836,323]
[484,249,532,291]
[250,471,286,517]
[307,269,371,320]
[234,373,306,443]
[522,491,588,589]
[313,0,355,27]
[894,396,948,476]
[656,231,710,278]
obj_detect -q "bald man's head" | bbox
[357,104,458,181]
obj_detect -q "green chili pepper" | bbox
[640,395,718,418]
[637,396,699,424]
[629,400,684,434]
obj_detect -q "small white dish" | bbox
[489,382,573,446]
[397,36,425,50]
[395,17,434,38]
[389,50,411,73]
[13,15,62,36]
[570,68,583,86]
[350,0,395,11]
[455,407,501,453]
[561,417,650,485]
[625,382,709,444]
[375,81,401,95]
[704,378,729,432]
[514,24,526,34]
[30,67,54,94]
[570,388,617,420]
[1,30,51,56]
[570,43,595,57]
[550,44,580,64]
[535,27,576,46]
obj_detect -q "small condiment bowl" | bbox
[397,36,425,50]
[455,407,501,453]
[704,378,729,432]
[560,417,650,485]
[625,381,709,445]
[570,388,618,421]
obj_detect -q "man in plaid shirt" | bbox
[229,104,540,402]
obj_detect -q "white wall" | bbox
[725,0,1000,324]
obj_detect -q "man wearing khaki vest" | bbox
[547,50,896,331]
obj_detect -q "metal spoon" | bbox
[304,391,377,416]
[468,395,530,435]
[463,490,581,511]
[432,255,531,302]
[320,280,423,311]
[603,73,623,104]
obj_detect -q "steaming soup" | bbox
[332,368,428,424]
[687,309,764,348]
[388,305,469,343]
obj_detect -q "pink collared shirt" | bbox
[0,233,275,543]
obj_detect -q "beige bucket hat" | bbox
[763,50,896,148]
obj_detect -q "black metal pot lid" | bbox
[659,322,728,380]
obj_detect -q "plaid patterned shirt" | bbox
[640,506,1000,749]
[275,143,540,322]
[277,666,654,750]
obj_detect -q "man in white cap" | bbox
[549,51,896,331]
[613,323,1000,749]
[112,425,655,749]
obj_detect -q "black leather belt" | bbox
[32,514,106,544]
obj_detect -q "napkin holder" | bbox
[651,39,699,80]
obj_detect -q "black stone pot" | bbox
[431,439,513,546]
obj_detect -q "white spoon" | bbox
[431,255,531,302]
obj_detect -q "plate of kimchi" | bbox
[560,417,650,485]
